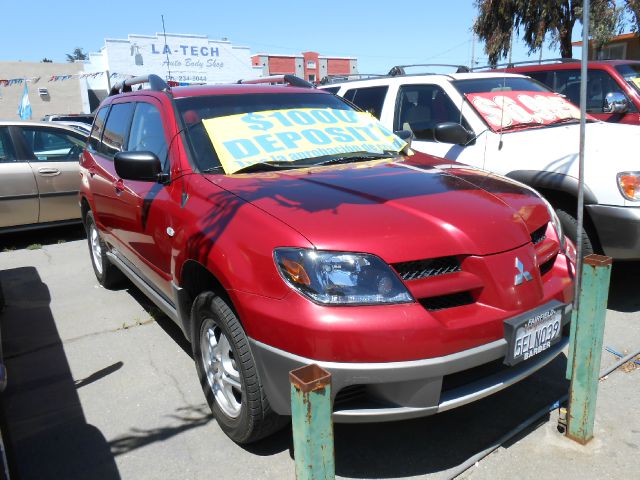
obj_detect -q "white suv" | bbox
[321,66,640,260]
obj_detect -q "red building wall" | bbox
[268,57,297,74]
[327,59,351,75]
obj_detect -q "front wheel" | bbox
[192,292,285,444]
[556,208,595,257]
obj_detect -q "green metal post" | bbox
[566,254,612,444]
[289,364,335,480]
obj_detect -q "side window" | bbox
[127,103,169,168]
[342,86,388,119]
[88,106,109,152]
[101,102,136,158]
[19,127,85,162]
[394,84,469,141]
[552,69,631,113]
[0,127,16,163]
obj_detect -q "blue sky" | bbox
[1,0,586,73]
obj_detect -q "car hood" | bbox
[207,153,548,262]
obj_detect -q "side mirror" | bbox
[114,151,163,182]
[434,122,473,145]
[603,92,629,114]
[394,129,413,150]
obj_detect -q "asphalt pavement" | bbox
[0,232,638,480]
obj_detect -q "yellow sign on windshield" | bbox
[202,108,406,174]
[632,77,640,90]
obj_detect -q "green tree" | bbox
[473,0,621,65]
[625,0,640,31]
[66,47,88,63]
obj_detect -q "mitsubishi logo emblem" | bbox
[514,257,533,285]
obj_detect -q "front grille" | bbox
[333,385,367,408]
[441,358,509,393]
[392,256,461,281]
[539,254,557,276]
[419,291,474,311]
[531,225,547,245]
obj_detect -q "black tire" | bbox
[84,211,124,289]
[192,291,286,444]
[556,208,595,257]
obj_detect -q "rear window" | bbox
[0,127,16,163]
[342,86,388,119]
[88,106,109,152]
[101,103,135,158]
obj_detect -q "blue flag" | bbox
[17,82,32,120]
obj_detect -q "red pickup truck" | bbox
[79,74,575,444]
[501,60,640,124]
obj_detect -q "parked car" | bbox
[57,121,92,136]
[0,121,87,233]
[321,66,640,259]
[493,59,640,125]
[80,74,575,444]
[42,113,95,125]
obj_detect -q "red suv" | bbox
[500,60,640,124]
[79,74,575,444]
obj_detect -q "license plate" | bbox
[503,302,566,366]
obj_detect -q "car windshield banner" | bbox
[202,108,407,174]
[465,91,583,132]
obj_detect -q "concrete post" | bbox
[566,254,612,444]
[289,364,335,480]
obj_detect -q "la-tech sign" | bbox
[84,33,261,85]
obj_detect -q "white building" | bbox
[84,32,262,109]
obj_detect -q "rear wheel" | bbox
[84,211,124,289]
[192,291,285,444]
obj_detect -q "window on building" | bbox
[597,43,627,60]
[342,86,389,119]
[308,74,316,82]
[307,61,316,69]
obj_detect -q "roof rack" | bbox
[237,74,314,88]
[109,74,171,96]
[471,58,580,71]
[319,73,386,85]
[388,64,471,76]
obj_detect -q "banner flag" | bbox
[17,82,32,120]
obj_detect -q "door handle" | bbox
[37,167,61,176]
[88,167,97,178]
[114,179,125,194]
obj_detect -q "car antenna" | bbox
[161,15,172,83]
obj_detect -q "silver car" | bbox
[0,121,87,232]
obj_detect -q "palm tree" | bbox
[66,47,88,63]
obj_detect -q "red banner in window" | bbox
[465,91,587,132]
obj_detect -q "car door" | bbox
[0,126,38,229]
[16,126,85,223]
[391,83,486,166]
[111,98,177,298]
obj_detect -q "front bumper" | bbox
[250,303,571,423]
[587,204,640,259]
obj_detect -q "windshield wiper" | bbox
[546,117,582,126]
[496,121,544,132]
[314,151,398,166]
[233,161,300,174]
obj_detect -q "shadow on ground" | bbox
[0,224,85,252]
[0,267,120,479]
[607,261,640,313]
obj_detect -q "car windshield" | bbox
[615,63,640,95]
[452,77,584,132]
[177,92,406,174]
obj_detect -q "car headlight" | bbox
[617,172,640,201]
[274,248,414,305]
[540,197,565,249]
